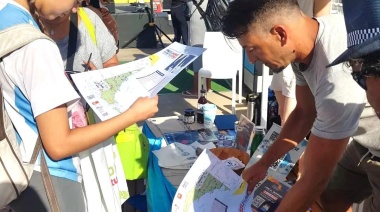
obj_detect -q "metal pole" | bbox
[260,64,269,129]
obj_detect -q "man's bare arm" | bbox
[276,134,349,212]
[259,85,316,167]
[243,85,316,192]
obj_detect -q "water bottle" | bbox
[246,93,259,123]
[250,126,266,157]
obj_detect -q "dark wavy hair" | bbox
[346,52,380,73]
[356,52,380,77]
[221,0,300,38]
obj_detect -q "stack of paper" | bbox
[152,142,216,169]
[146,116,205,140]
[155,141,216,188]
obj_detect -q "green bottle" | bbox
[250,127,265,157]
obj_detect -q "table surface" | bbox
[143,115,238,212]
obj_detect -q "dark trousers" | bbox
[170,4,189,45]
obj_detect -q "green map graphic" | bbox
[100,71,138,104]
[183,172,229,211]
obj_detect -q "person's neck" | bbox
[14,0,30,12]
[40,15,71,41]
[293,17,319,67]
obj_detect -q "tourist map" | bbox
[71,42,204,121]
[172,124,308,211]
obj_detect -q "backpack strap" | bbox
[40,150,60,212]
[77,7,97,46]
[0,24,60,212]
[66,12,79,72]
[0,24,51,59]
[0,25,50,154]
[0,93,5,140]
[0,25,51,162]
[0,84,60,212]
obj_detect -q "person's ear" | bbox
[72,4,79,13]
[71,0,81,13]
[272,25,287,46]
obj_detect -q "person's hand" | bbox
[129,95,159,122]
[241,160,268,194]
[82,61,96,71]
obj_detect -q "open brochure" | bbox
[246,123,308,184]
[163,128,219,145]
[250,176,290,212]
[172,124,308,212]
[71,42,205,121]
[235,115,255,153]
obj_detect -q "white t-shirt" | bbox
[293,15,367,140]
[0,0,81,181]
[270,65,296,98]
[297,0,314,17]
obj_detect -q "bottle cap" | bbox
[255,126,266,131]
[247,93,259,102]
[184,108,195,115]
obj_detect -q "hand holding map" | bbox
[71,42,205,121]
[128,95,159,121]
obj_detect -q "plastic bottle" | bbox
[250,126,266,157]
[197,85,208,124]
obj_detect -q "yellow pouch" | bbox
[115,123,150,180]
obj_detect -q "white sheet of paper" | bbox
[172,149,251,212]
[190,141,216,150]
[222,157,245,170]
[153,142,198,169]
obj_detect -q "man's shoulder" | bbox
[317,14,345,23]
[314,15,348,68]
[317,14,346,36]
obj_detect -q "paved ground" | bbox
[117,34,175,62]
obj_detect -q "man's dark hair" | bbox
[222,0,300,38]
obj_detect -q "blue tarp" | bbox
[142,123,177,212]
